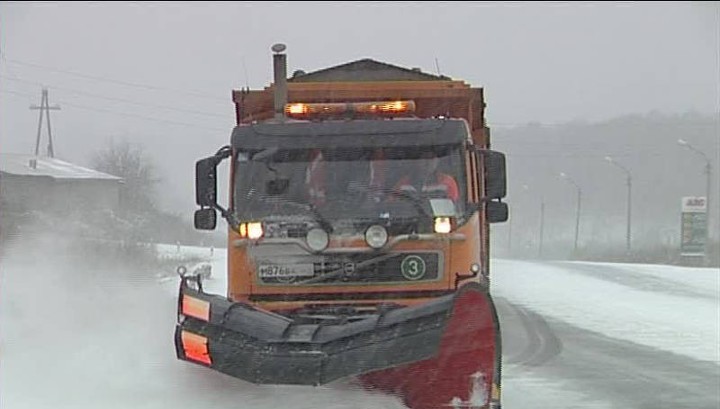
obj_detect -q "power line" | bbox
[1,89,687,157]
[1,89,36,99]
[0,75,228,118]
[505,151,673,158]
[60,101,228,132]
[3,56,230,103]
[1,89,228,132]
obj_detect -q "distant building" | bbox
[0,153,122,220]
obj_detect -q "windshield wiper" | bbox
[295,252,397,285]
[261,197,334,233]
[369,186,431,220]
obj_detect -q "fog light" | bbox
[306,228,329,252]
[365,225,388,249]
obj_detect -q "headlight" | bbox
[247,222,264,239]
[434,217,452,234]
[306,228,329,252]
[365,225,388,249]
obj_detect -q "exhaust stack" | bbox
[272,43,288,120]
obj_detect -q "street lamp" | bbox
[678,139,712,262]
[605,156,632,252]
[559,172,582,253]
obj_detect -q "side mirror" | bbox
[196,157,219,207]
[194,208,217,230]
[487,201,508,223]
[480,150,507,199]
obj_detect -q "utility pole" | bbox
[30,88,61,157]
[605,157,632,253]
[560,172,582,254]
[538,198,545,259]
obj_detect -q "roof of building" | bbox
[288,58,452,83]
[0,153,122,181]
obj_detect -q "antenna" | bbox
[434,57,442,76]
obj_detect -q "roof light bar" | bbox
[285,100,415,119]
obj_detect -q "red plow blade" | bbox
[359,283,501,409]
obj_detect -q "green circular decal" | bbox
[401,255,427,280]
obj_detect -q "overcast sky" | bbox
[1,1,718,213]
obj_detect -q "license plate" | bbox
[259,263,315,278]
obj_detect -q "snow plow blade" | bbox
[175,278,500,407]
[175,280,449,385]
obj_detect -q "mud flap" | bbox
[175,277,456,385]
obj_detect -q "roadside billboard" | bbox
[681,196,707,256]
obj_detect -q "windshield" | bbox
[233,144,466,232]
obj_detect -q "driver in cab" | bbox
[393,150,459,202]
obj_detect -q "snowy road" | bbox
[1,239,718,408]
[494,259,720,409]
[497,300,719,409]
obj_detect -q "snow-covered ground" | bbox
[2,236,718,408]
[492,259,720,364]
[0,239,403,409]
[155,243,228,295]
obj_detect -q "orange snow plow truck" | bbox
[175,44,508,409]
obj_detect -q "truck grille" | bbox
[257,252,441,285]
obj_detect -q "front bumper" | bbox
[174,277,455,385]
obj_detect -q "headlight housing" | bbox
[365,225,388,249]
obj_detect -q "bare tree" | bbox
[92,140,159,216]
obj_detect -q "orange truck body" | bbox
[175,49,507,409]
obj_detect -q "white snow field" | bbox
[2,236,718,408]
[492,259,720,364]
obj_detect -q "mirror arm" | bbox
[205,145,239,230]
[219,206,240,231]
[214,145,232,162]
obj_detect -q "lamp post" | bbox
[678,139,712,263]
[605,156,632,252]
[559,172,582,253]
